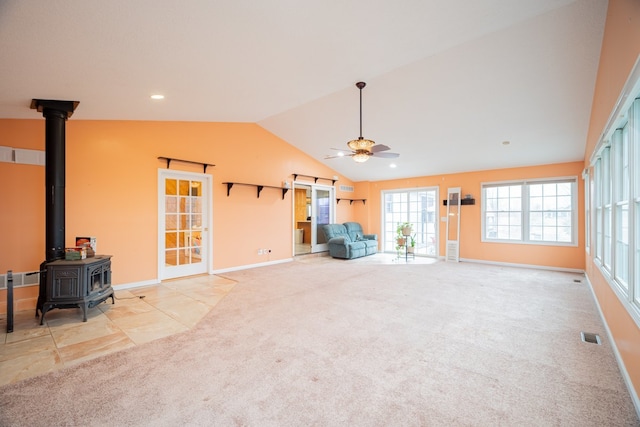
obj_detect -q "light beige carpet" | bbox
[0,260,638,426]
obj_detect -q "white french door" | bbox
[158,170,211,280]
[382,188,439,257]
[311,186,334,253]
[292,183,335,254]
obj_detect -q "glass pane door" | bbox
[312,187,333,253]
[159,170,209,279]
[382,188,438,257]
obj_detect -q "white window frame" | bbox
[590,57,640,328]
[481,177,578,246]
[583,167,590,255]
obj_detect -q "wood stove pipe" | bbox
[30,99,79,261]
[30,99,79,314]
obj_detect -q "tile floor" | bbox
[0,253,436,387]
[0,273,237,386]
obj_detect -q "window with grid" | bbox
[592,94,640,326]
[613,126,629,289]
[482,179,576,245]
[602,146,612,273]
[594,158,603,262]
[633,99,640,309]
[584,168,590,255]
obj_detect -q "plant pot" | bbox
[402,227,412,236]
[407,246,415,254]
[397,237,406,246]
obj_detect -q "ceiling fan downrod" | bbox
[356,81,366,140]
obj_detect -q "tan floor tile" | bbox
[5,312,50,344]
[50,317,121,348]
[164,275,236,291]
[180,288,228,307]
[111,310,189,345]
[0,334,57,362]
[129,285,180,301]
[149,294,213,327]
[58,331,135,366]
[99,297,155,320]
[0,348,63,385]
[43,305,108,329]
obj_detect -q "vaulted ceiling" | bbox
[0,0,607,182]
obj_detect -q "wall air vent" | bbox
[0,146,45,165]
[339,185,354,192]
[0,271,40,290]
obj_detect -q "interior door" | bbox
[311,185,334,253]
[446,187,461,262]
[159,170,211,279]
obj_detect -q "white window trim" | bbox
[589,54,640,329]
[481,176,578,247]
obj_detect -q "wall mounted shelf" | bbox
[337,198,366,205]
[158,156,215,173]
[443,198,475,206]
[223,182,289,199]
[292,173,336,185]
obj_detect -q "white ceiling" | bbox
[0,0,607,182]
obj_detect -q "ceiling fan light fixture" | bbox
[347,137,375,151]
[323,81,397,163]
[352,150,370,163]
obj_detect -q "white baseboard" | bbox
[213,258,293,274]
[583,274,640,418]
[459,257,584,274]
[112,279,160,290]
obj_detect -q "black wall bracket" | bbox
[337,199,366,205]
[158,157,215,173]
[223,182,289,200]
[292,173,336,185]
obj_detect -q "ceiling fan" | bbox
[326,81,399,163]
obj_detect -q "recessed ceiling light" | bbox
[502,140,510,146]
[337,152,344,157]
[150,94,165,100]
[390,163,397,168]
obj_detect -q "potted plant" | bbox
[407,234,416,254]
[396,222,411,247]
[397,222,413,237]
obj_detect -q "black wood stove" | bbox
[31,99,114,325]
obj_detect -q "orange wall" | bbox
[355,161,585,270]
[0,119,355,284]
[584,0,640,403]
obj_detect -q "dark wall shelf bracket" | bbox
[443,198,475,206]
[292,173,336,185]
[223,182,289,200]
[158,156,215,173]
[337,198,366,205]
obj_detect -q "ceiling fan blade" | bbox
[372,152,399,158]
[325,153,354,159]
[370,144,391,153]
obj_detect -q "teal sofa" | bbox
[321,222,378,259]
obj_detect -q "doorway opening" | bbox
[382,187,439,258]
[158,169,212,280]
[293,183,335,255]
